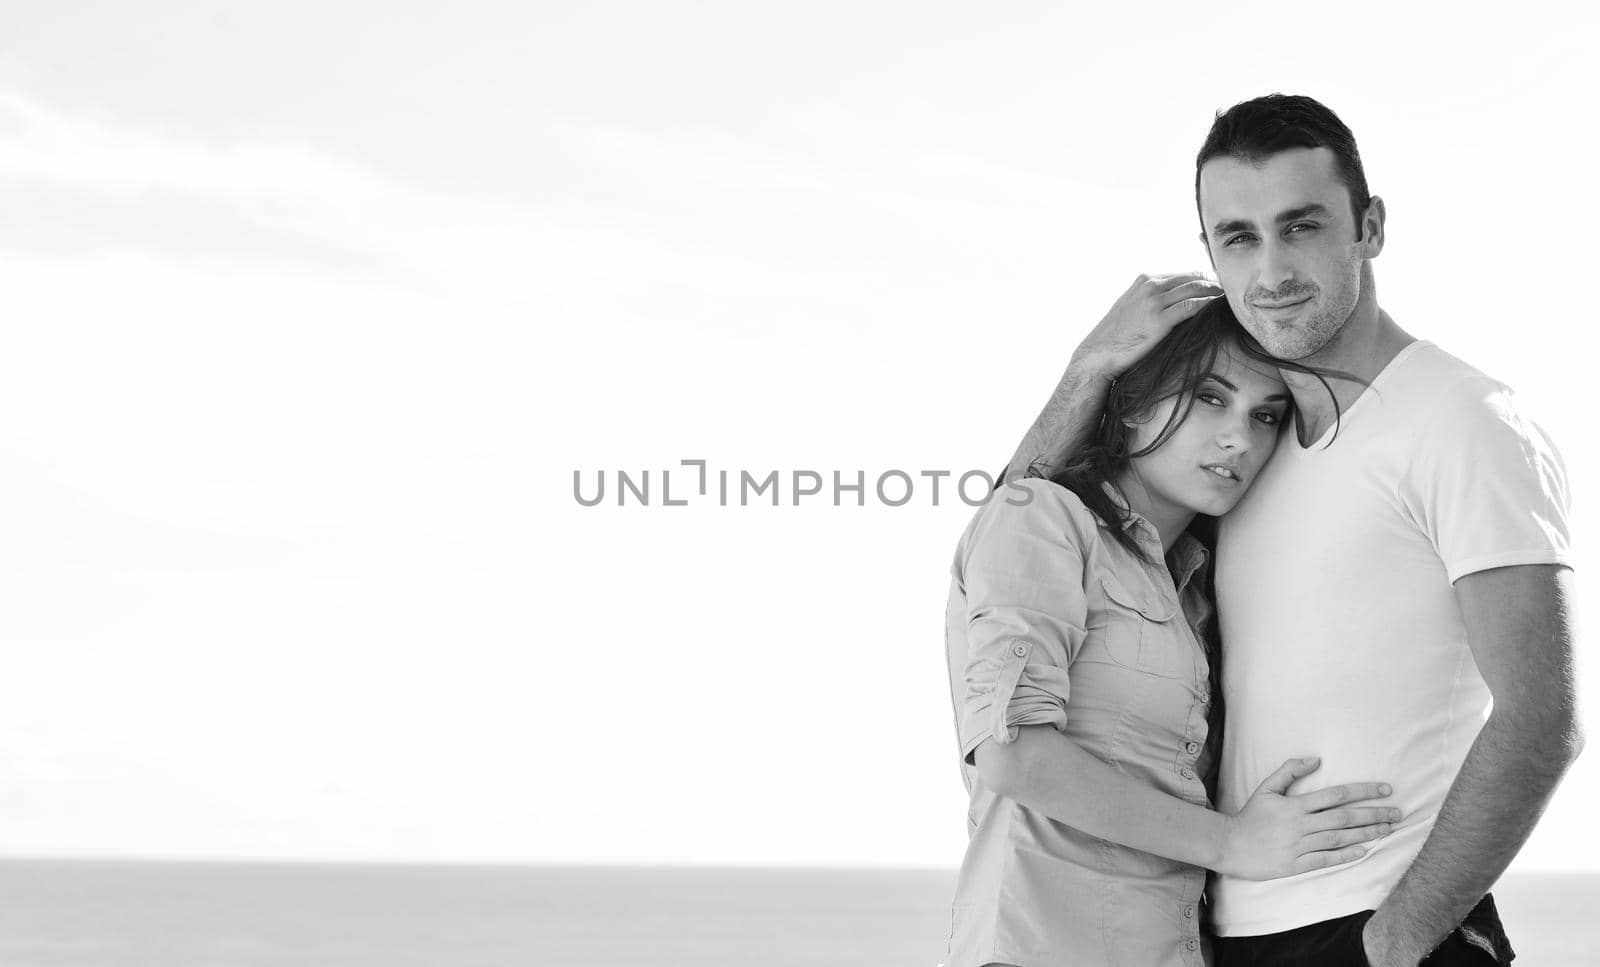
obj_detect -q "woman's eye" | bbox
[1198,392,1225,406]
[1254,410,1281,426]
[1287,222,1317,235]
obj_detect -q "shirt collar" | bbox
[1099,482,1212,595]
[1168,534,1211,596]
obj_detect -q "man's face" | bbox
[1198,147,1374,361]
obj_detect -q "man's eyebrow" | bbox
[1276,203,1331,224]
[1210,203,1334,237]
[1201,373,1290,402]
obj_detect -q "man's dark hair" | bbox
[1194,94,1371,237]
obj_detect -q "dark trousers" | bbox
[1213,894,1514,966]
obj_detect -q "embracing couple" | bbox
[943,95,1578,966]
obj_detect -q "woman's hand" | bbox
[1216,756,1402,880]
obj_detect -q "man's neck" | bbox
[1281,272,1416,446]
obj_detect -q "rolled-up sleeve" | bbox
[957,481,1090,765]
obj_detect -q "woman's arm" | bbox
[955,482,1399,878]
[975,725,1402,880]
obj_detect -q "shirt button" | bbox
[1184,905,1195,919]
[1011,643,1028,658]
[1180,767,1196,781]
[1186,938,1198,951]
[1184,741,1201,756]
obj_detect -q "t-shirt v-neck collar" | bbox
[1295,339,1432,451]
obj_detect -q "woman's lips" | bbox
[1201,464,1241,484]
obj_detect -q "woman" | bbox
[942,299,1399,966]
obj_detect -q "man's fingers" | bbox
[1149,272,1214,291]
[1255,756,1320,797]
[1291,844,1369,874]
[1160,279,1224,306]
[1158,295,1221,322]
[1297,782,1394,813]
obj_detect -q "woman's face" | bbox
[1124,340,1291,520]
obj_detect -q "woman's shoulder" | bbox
[972,476,1102,545]
[951,477,1105,584]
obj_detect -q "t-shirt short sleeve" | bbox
[1403,384,1572,584]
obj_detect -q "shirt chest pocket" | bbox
[1097,577,1188,679]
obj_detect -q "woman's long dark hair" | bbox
[1027,297,1358,560]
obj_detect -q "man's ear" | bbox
[1359,196,1386,259]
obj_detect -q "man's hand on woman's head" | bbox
[1000,272,1222,485]
[1070,272,1223,379]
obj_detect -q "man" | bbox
[1001,95,1579,965]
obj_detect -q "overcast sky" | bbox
[1,2,1595,870]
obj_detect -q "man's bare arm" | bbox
[1000,365,1114,484]
[1000,273,1221,484]
[1363,564,1583,966]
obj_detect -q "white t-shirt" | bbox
[1210,340,1572,936]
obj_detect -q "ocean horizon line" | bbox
[1,859,1595,965]
[2,855,1596,876]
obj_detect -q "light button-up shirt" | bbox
[944,478,1217,967]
